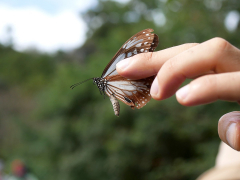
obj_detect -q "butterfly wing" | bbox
[103,29,158,109]
[101,29,158,78]
[105,75,155,109]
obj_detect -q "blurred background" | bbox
[0,0,240,179]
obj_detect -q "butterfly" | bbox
[70,29,159,116]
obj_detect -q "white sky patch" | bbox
[225,11,240,32]
[0,0,130,53]
[0,0,98,14]
[0,2,92,53]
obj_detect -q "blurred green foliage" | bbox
[0,0,240,179]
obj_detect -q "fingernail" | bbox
[116,58,131,70]
[176,85,189,100]
[150,78,159,96]
[226,123,237,148]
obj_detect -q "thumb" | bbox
[218,111,240,151]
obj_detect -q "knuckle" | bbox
[210,37,230,52]
[205,38,230,66]
[206,75,220,98]
[145,52,159,74]
[197,75,216,91]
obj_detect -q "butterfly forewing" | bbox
[101,29,159,78]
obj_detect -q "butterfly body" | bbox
[71,29,159,116]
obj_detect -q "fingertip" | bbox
[117,53,158,79]
[116,58,131,71]
[116,58,131,76]
[150,77,171,101]
[150,78,159,99]
[176,85,190,103]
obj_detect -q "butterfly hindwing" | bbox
[105,75,155,109]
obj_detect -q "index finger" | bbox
[116,43,198,79]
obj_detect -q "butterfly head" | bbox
[93,77,107,94]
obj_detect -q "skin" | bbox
[116,37,240,151]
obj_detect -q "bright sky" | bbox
[0,0,97,53]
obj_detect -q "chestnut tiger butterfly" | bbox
[70,29,159,116]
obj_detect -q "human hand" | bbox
[116,38,240,151]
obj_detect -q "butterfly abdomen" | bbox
[109,94,120,116]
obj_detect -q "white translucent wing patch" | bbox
[124,39,143,49]
[102,52,125,78]
[105,79,152,109]
[106,81,131,99]
[108,81,148,91]
[127,52,132,57]
[105,86,125,103]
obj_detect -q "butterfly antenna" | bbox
[70,78,94,89]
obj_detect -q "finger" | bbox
[218,111,240,151]
[151,38,240,100]
[175,72,240,106]
[116,43,198,79]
